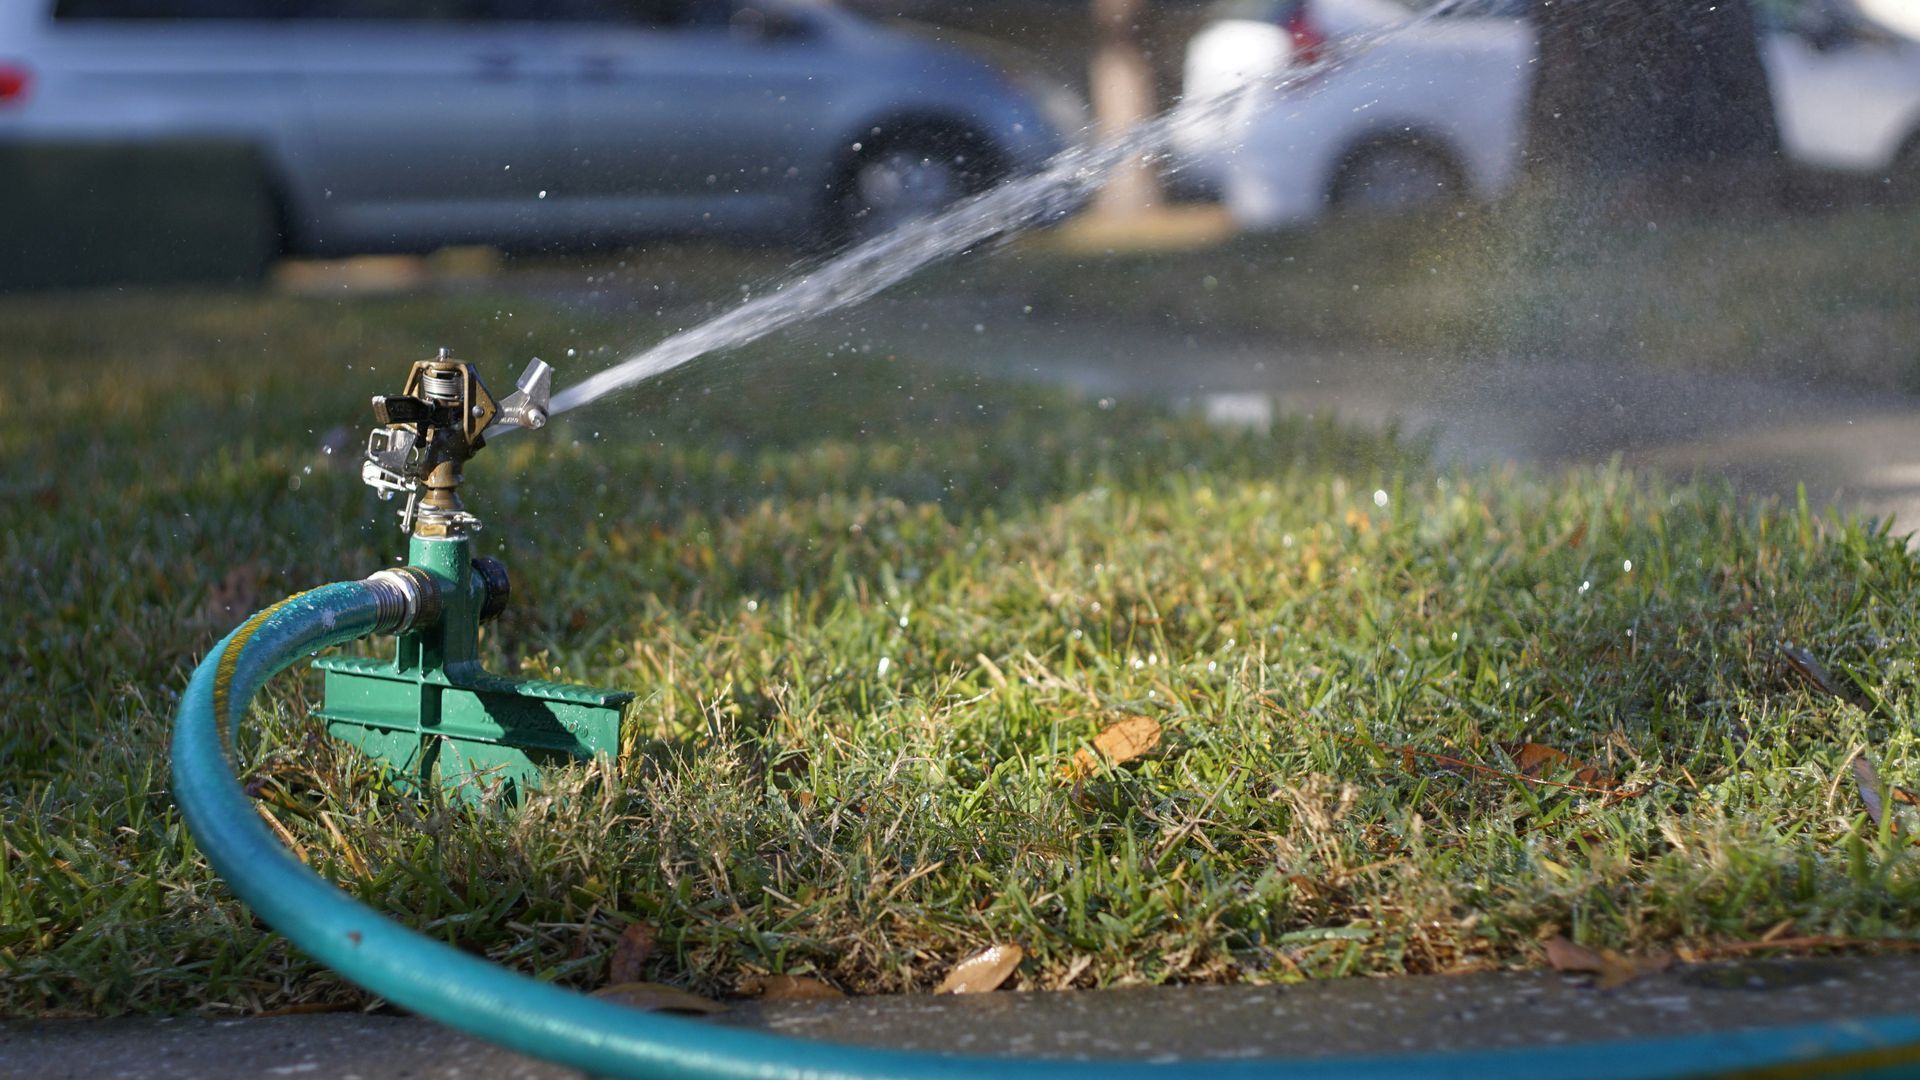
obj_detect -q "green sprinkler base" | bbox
[314,535,628,800]
[175,582,1920,1080]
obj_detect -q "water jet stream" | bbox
[525,0,1470,429]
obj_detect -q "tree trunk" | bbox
[1524,0,1782,208]
[1090,0,1162,217]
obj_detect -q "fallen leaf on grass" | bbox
[1375,736,1638,801]
[1781,643,1845,698]
[1504,742,1614,789]
[741,974,845,1001]
[1851,754,1902,835]
[592,982,725,1015]
[1543,935,1669,991]
[935,943,1024,993]
[608,922,656,985]
[1065,716,1162,779]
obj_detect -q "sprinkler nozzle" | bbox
[360,352,552,537]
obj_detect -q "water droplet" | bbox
[1623,559,1633,573]
[1579,580,1592,594]
[538,190,548,199]
[1373,489,1389,508]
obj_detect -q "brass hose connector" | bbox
[363,566,442,635]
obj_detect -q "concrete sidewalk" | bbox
[8,956,1919,1078]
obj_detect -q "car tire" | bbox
[1328,139,1464,214]
[825,126,1005,248]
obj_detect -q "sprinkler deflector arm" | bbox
[175,591,1920,1080]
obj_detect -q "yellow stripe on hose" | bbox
[1721,1041,1920,1080]
[211,592,306,761]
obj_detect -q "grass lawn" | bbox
[4,283,1920,1017]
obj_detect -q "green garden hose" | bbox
[173,582,1920,1079]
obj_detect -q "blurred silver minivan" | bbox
[0,0,1075,252]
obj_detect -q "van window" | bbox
[54,0,493,15]
[488,0,733,25]
[54,0,287,17]
[290,0,491,18]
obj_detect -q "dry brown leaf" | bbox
[608,922,656,985]
[1597,952,1673,992]
[1781,644,1845,698]
[1504,742,1614,788]
[1543,935,1607,974]
[1066,716,1162,779]
[934,943,1024,993]
[592,982,725,1015]
[1543,935,1665,990]
[742,974,845,1001]
[1851,755,1902,835]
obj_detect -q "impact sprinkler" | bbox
[312,349,628,800]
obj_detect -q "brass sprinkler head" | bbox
[361,349,552,536]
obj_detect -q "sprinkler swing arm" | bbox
[314,350,628,800]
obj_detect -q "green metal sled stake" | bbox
[314,350,628,800]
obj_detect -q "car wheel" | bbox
[829,129,1003,247]
[1328,140,1463,214]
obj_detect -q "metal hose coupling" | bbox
[362,566,442,635]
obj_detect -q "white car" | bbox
[1177,0,1920,229]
